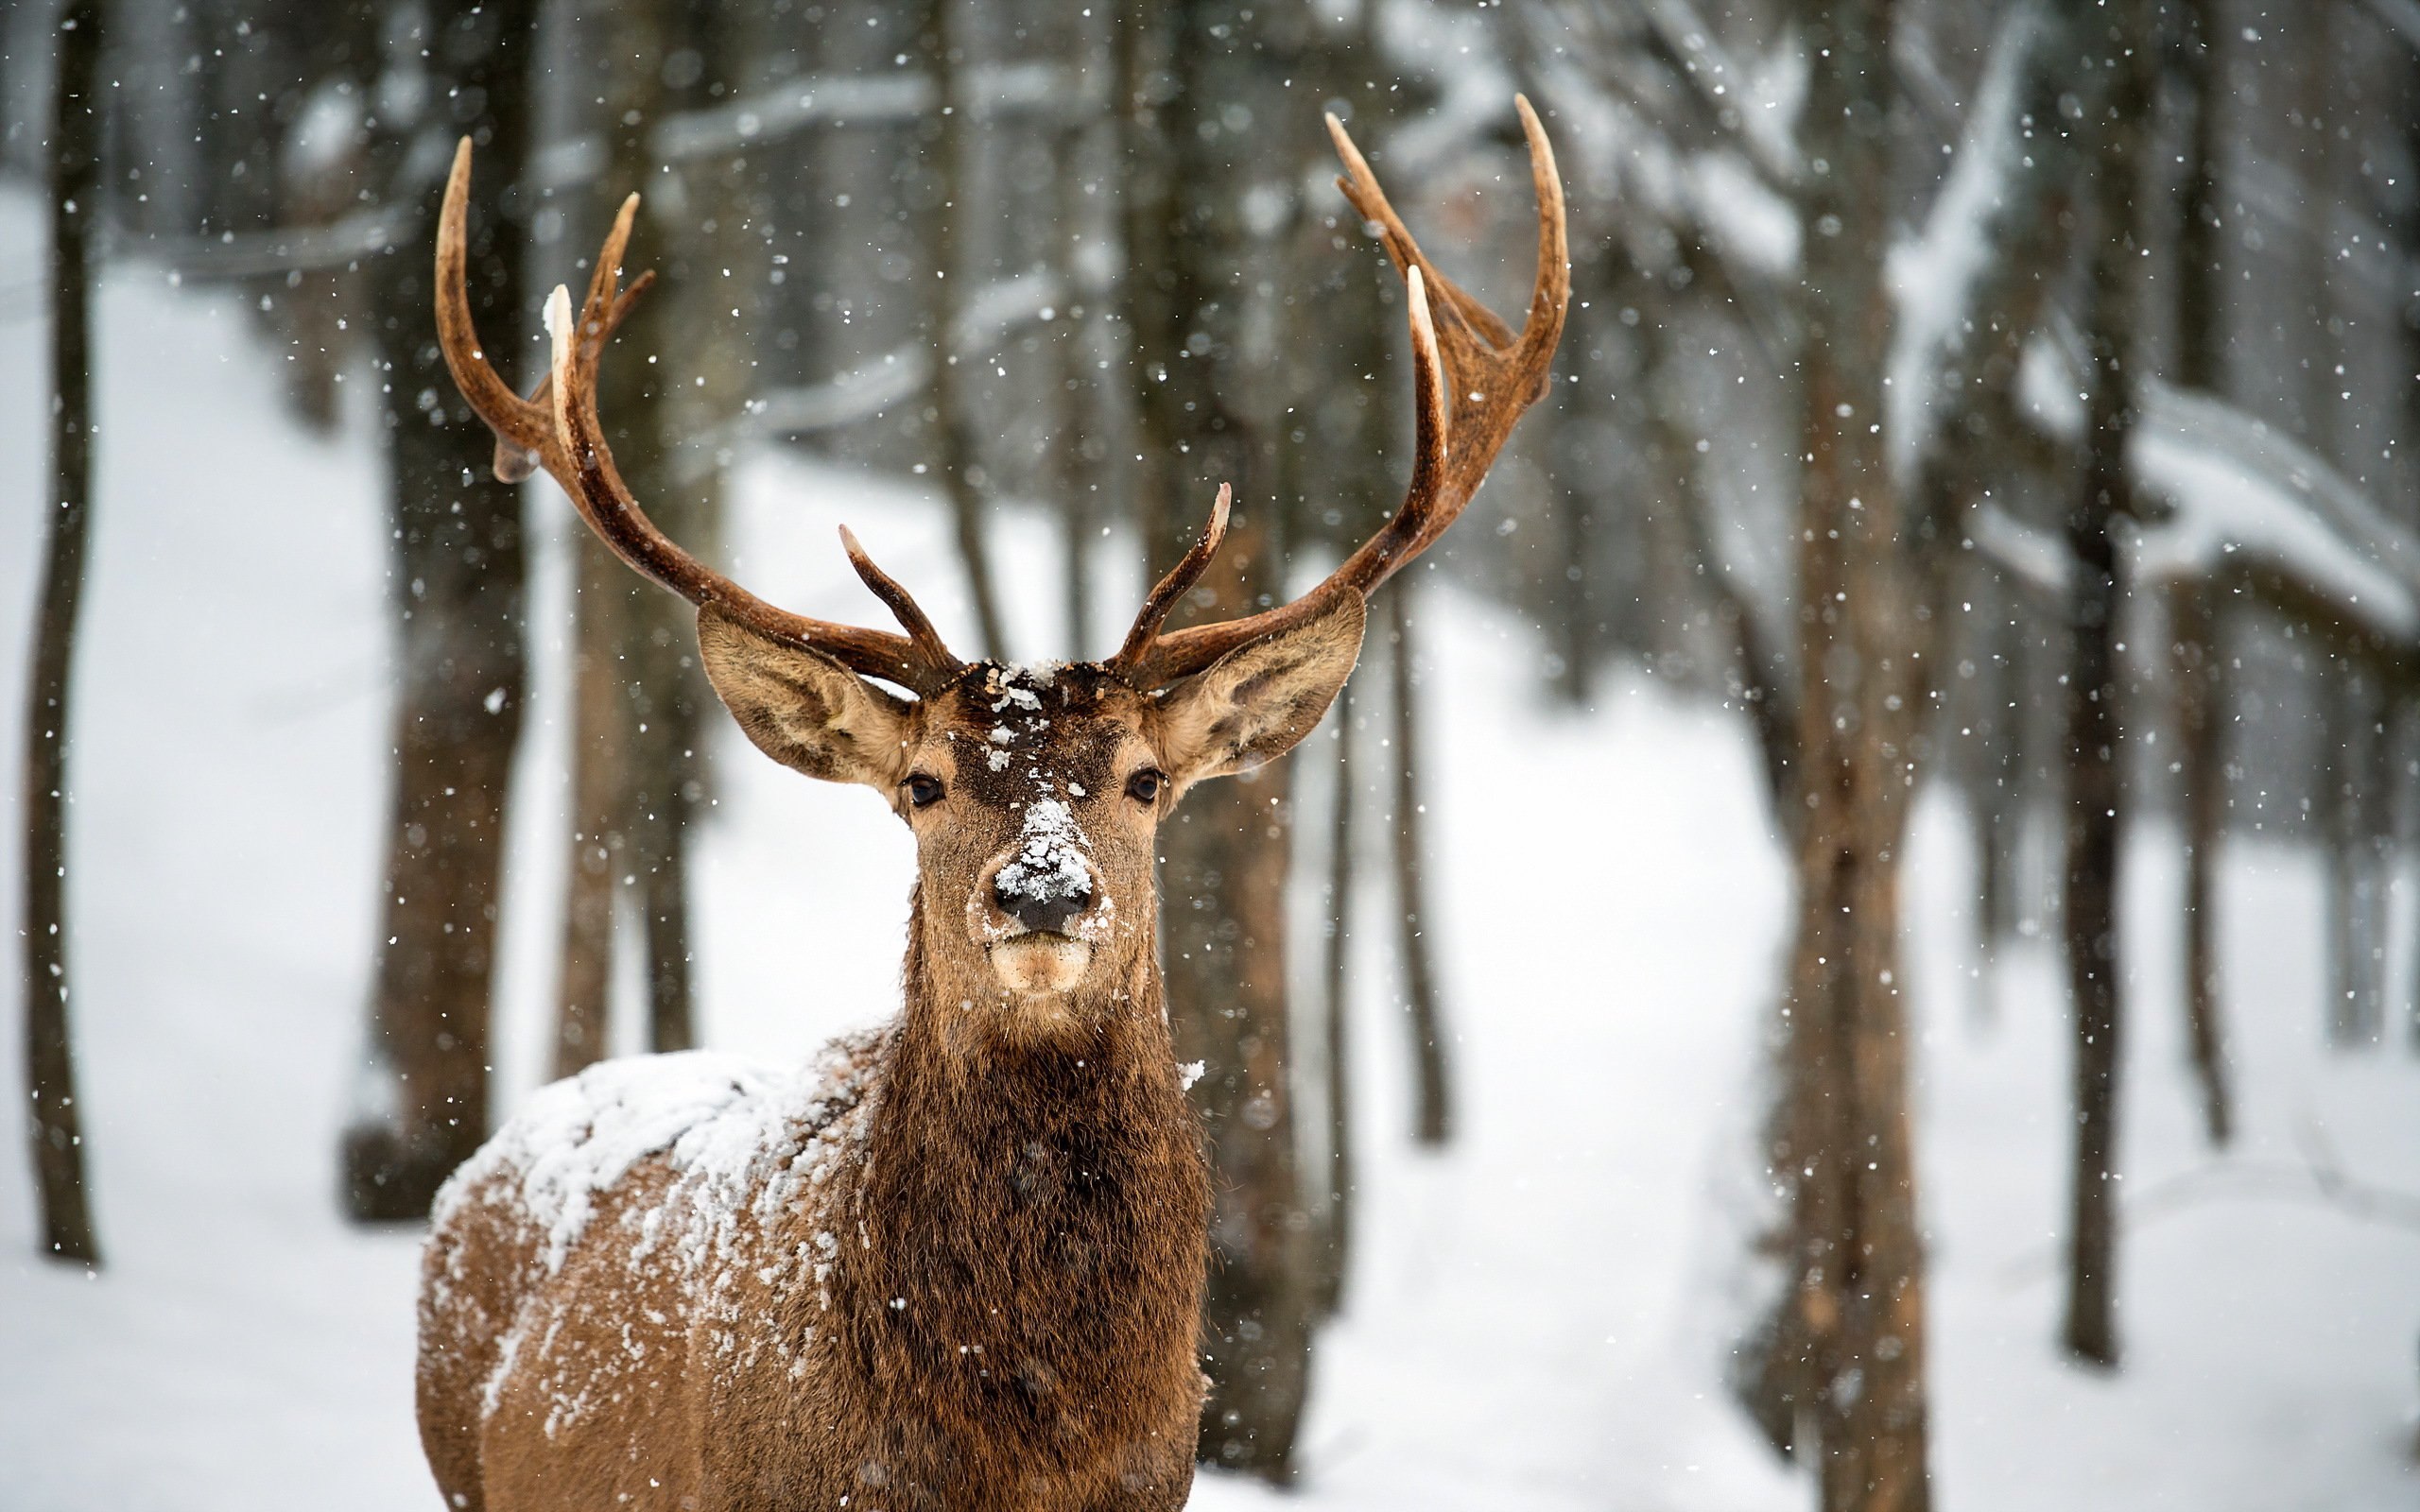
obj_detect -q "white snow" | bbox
[1887,0,2041,486]
[0,183,2414,1512]
[995,798,1091,904]
[2132,382,2420,639]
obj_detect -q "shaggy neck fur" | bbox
[814,892,1208,1470]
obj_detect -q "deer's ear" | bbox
[698,607,913,788]
[1157,590,1366,789]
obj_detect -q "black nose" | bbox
[994,872,1092,936]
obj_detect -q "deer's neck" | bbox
[821,914,1206,1421]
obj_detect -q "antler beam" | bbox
[1112,94,1570,689]
[436,139,962,696]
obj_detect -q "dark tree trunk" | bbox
[924,0,1007,660]
[1119,0,1318,1480]
[344,0,538,1221]
[1966,574,2014,1025]
[2172,0,2224,397]
[1748,1,1934,1503]
[2060,0,2149,1366]
[1385,583,1451,1145]
[2169,0,2236,1132]
[23,0,107,1267]
[2323,662,2391,1047]
[2169,581,2232,1144]
[1313,677,1357,1319]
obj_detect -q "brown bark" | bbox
[344,0,538,1220]
[23,0,107,1266]
[1754,1,1933,1503]
[1157,572,1312,1475]
[2169,581,2233,1145]
[2060,0,2150,1366]
[1118,0,1318,1478]
[553,538,630,1078]
[1386,584,1452,1145]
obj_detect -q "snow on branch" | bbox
[1994,328,2420,640]
[146,204,411,279]
[2131,381,2420,641]
[656,60,1098,163]
[1969,500,2073,599]
[1885,0,2045,488]
[532,61,1098,192]
[1631,0,1803,188]
[674,268,1065,480]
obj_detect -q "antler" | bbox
[1110,95,1570,690]
[435,139,962,696]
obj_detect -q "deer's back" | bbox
[417,1031,885,1511]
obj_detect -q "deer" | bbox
[414,98,1566,1512]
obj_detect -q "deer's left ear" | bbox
[1156,590,1366,790]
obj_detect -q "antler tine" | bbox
[1122,100,1568,690]
[500,269,654,482]
[440,139,958,695]
[540,286,959,694]
[839,525,960,674]
[1108,484,1232,676]
[436,137,553,469]
[441,137,655,484]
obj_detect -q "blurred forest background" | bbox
[7,0,2420,1506]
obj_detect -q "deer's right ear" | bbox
[697,607,913,789]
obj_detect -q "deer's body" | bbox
[418,100,1562,1511]
[421,986,1208,1511]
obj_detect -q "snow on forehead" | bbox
[983,661,1063,711]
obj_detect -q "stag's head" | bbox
[691,537,1365,1022]
[434,102,1565,1033]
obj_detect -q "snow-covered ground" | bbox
[1,185,2415,1509]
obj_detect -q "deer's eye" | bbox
[1125,768,1167,805]
[905,773,944,809]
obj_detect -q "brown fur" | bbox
[416,600,1364,1511]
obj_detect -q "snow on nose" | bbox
[993,799,1094,935]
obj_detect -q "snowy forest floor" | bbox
[1,187,2417,1510]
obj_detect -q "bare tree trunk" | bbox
[631,0,760,1056]
[1750,2,1934,1503]
[22,0,107,1266]
[2169,580,2232,1144]
[2168,0,2232,1138]
[551,0,712,1066]
[1385,583,1452,1145]
[1119,0,1317,1479]
[345,0,537,1220]
[554,537,629,1078]
[1967,574,2014,1025]
[1313,677,1357,1318]
[2324,666,2386,1046]
[925,0,1007,660]
[1046,0,1114,660]
[2060,0,2149,1365]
